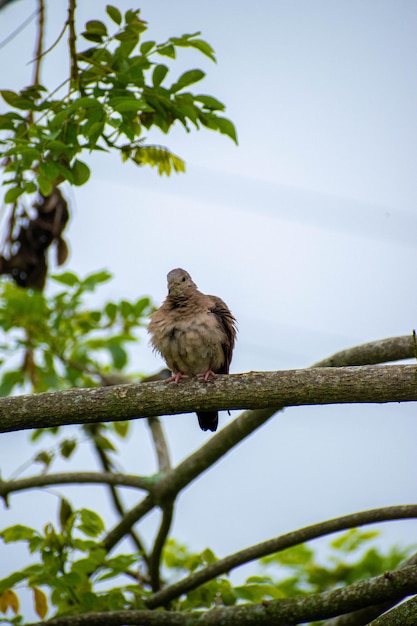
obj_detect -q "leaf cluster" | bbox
[0,6,237,202]
[0,269,152,398]
[0,507,146,620]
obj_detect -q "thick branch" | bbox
[322,552,417,626]
[1,364,416,434]
[25,565,417,626]
[146,504,417,608]
[367,595,417,625]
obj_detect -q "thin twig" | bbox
[67,0,78,89]
[0,9,37,50]
[147,418,171,473]
[149,503,174,593]
[31,0,44,87]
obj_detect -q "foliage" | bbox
[0,516,412,622]
[0,5,237,203]
[0,269,151,397]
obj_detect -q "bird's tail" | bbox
[197,411,218,432]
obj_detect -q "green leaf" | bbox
[1,525,37,543]
[72,159,91,186]
[140,40,155,54]
[37,174,53,196]
[108,344,128,370]
[215,116,238,144]
[106,4,122,25]
[152,64,169,88]
[60,439,77,459]
[188,38,216,62]
[0,370,24,396]
[82,270,112,290]
[85,20,108,37]
[109,97,147,113]
[0,571,29,595]
[4,186,24,204]
[157,44,176,59]
[77,510,105,538]
[59,498,73,530]
[0,91,36,110]
[51,272,79,287]
[112,421,130,438]
[171,69,205,93]
[134,297,151,317]
[195,95,225,111]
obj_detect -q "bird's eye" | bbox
[181,277,186,282]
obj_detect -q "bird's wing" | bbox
[208,295,237,374]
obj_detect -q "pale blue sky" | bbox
[0,1,416,616]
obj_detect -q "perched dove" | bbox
[148,268,237,432]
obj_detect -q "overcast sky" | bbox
[1,0,417,616]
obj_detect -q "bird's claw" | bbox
[196,370,217,382]
[166,372,188,385]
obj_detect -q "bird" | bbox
[148,268,237,432]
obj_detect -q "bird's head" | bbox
[167,268,197,296]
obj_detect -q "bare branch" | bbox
[147,418,171,473]
[0,471,152,501]
[67,0,78,88]
[146,504,417,608]
[147,417,173,590]
[32,0,44,86]
[313,334,416,367]
[149,503,174,592]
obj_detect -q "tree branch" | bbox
[313,334,416,367]
[100,334,417,552]
[67,0,78,88]
[147,417,171,473]
[147,417,174,591]
[321,552,417,626]
[31,0,44,86]
[146,504,417,608]
[366,595,417,625]
[25,565,417,626]
[0,471,152,503]
[1,364,416,434]
[149,503,174,592]
[102,407,278,552]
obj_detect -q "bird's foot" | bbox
[166,372,189,385]
[196,370,217,382]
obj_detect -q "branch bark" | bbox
[367,595,417,625]
[0,471,151,502]
[1,364,416,434]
